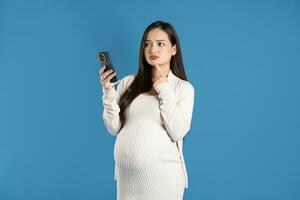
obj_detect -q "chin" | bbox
[148,61,161,66]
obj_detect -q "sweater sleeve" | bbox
[102,75,134,136]
[153,81,195,142]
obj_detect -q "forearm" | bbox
[102,87,121,136]
[154,82,195,141]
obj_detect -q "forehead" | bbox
[146,28,169,41]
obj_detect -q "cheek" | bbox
[162,47,172,53]
[161,49,173,58]
[144,49,149,56]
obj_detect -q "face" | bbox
[144,28,177,67]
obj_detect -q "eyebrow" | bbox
[145,39,166,42]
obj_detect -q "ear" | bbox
[172,44,177,56]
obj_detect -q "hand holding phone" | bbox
[97,51,119,90]
[97,51,118,83]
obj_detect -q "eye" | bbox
[158,42,165,46]
[144,42,151,47]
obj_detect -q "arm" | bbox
[102,75,134,136]
[154,81,195,142]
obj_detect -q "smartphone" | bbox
[97,51,118,83]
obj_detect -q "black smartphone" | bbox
[97,51,118,83]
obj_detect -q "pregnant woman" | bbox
[99,20,195,200]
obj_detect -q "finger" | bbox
[101,69,114,80]
[154,64,161,70]
[102,71,116,83]
[154,65,164,76]
[99,65,106,75]
[154,64,162,73]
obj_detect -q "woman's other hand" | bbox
[152,64,168,87]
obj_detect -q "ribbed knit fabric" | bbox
[102,70,195,200]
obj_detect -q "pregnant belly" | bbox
[114,121,181,170]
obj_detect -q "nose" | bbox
[149,44,157,53]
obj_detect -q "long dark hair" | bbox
[118,20,188,130]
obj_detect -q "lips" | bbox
[149,55,160,60]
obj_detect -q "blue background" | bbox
[1,0,300,199]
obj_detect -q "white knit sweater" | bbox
[102,70,195,191]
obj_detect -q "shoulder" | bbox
[172,76,195,95]
[122,74,136,82]
[116,74,136,93]
[120,74,135,87]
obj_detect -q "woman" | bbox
[99,20,195,200]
